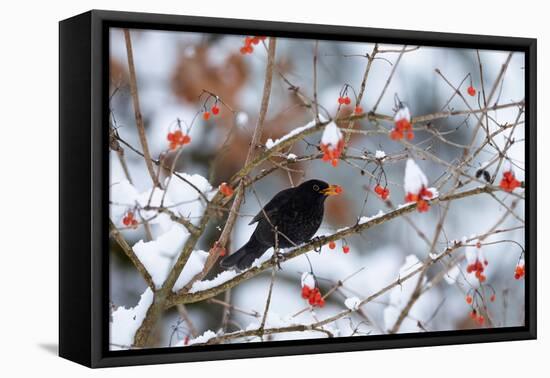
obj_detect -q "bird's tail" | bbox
[219,237,269,271]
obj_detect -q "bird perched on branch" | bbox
[219,179,342,270]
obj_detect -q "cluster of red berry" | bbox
[301,285,325,307]
[203,104,220,121]
[320,139,345,167]
[466,257,488,282]
[468,309,485,325]
[167,130,191,151]
[219,182,234,197]
[122,211,139,229]
[328,240,350,254]
[467,85,476,96]
[374,184,390,200]
[391,106,414,141]
[499,170,521,192]
[514,263,525,280]
[405,186,433,213]
[337,96,351,105]
[239,36,267,54]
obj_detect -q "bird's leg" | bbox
[271,226,284,270]
[311,236,324,253]
[271,250,285,270]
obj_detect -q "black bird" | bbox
[219,179,341,270]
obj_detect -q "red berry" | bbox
[343,96,351,105]
[211,105,220,115]
[337,97,345,105]
[203,111,210,120]
[467,85,476,96]
[219,182,234,197]
[466,295,473,304]
[328,241,336,250]
[354,106,363,114]
[490,294,496,302]
[342,245,350,254]
[477,314,485,325]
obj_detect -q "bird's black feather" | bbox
[220,179,335,270]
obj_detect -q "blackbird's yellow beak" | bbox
[321,184,343,196]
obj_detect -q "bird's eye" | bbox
[313,184,319,191]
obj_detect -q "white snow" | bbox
[286,153,297,160]
[251,248,275,268]
[359,210,385,224]
[110,288,154,350]
[301,272,316,288]
[404,159,428,195]
[186,330,217,345]
[133,224,190,288]
[172,250,209,292]
[109,180,141,222]
[394,105,411,122]
[375,150,386,159]
[320,121,343,147]
[344,296,362,311]
[189,269,238,293]
[265,115,327,149]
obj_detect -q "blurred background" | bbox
[109,27,525,348]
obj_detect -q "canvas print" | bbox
[108,27,526,350]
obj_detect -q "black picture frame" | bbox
[59,9,537,368]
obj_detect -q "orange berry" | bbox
[203,111,210,120]
[328,241,336,250]
[219,182,234,197]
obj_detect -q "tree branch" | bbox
[123,29,159,188]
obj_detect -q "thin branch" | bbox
[123,29,159,187]
[109,219,155,290]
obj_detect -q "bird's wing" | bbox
[248,187,294,225]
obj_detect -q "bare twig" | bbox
[123,29,159,187]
